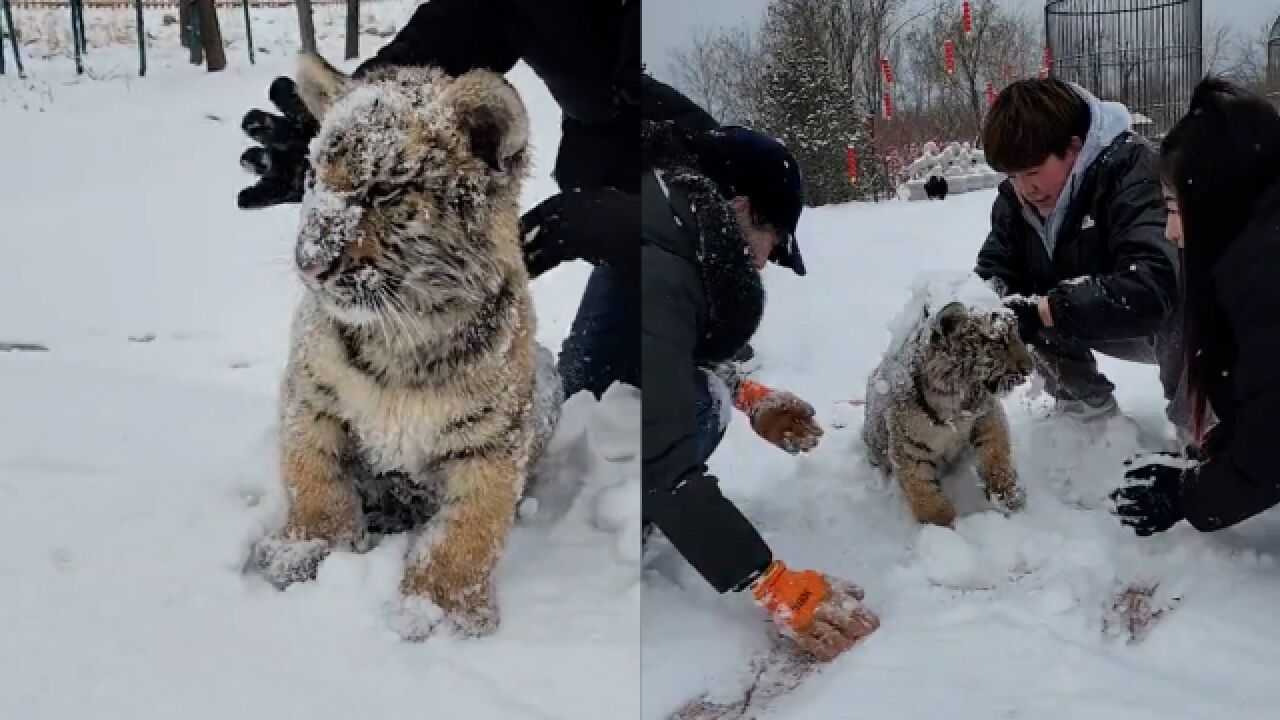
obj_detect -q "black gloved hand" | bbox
[1110,454,1193,536]
[520,193,573,279]
[237,77,320,209]
[519,189,638,281]
[1003,296,1043,344]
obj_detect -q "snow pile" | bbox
[883,270,1006,355]
[900,140,1003,200]
[0,11,637,718]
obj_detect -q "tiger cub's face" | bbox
[290,55,529,326]
[931,302,1034,396]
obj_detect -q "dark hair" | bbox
[982,78,1091,172]
[1161,77,1280,443]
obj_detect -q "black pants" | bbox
[1030,308,1187,429]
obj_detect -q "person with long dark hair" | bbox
[1112,77,1280,536]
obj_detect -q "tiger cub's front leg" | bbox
[887,411,956,527]
[400,448,523,638]
[971,403,1025,514]
[251,377,363,588]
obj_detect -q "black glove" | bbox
[237,77,320,209]
[1110,454,1192,536]
[519,189,638,281]
[1003,296,1043,344]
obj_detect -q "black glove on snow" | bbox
[1111,455,1193,536]
[519,189,638,281]
[1003,296,1043,344]
[237,77,320,209]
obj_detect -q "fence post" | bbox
[188,0,203,65]
[73,0,87,55]
[344,0,358,59]
[1,0,20,77]
[69,0,83,74]
[134,0,145,76]
[241,0,254,64]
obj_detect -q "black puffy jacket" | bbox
[975,133,1178,342]
[1179,177,1280,531]
[641,79,772,594]
[359,0,638,193]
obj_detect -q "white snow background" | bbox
[0,4,638,719]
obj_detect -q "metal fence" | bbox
[1046,0,1203,138]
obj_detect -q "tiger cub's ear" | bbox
[296,52,351,121]
[935,302,968,338]
[441,69,530,174]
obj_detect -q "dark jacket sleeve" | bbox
[641,74,719,133]
[975,188,1029,297]
[1046,148,1178,342]
[641,240,772,593]
[354,0,520,78]
[1179,230,1280,531]
[544,189,640,283]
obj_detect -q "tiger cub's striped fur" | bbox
[250,54,550,637]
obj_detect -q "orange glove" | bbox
[752,560,880,662]
[735,380,824,454]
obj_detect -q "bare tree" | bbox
[1203,18,1235,75]
[1225,25,1270,91]
[667,26,763,123]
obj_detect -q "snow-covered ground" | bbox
[0,5,638,719]
[643,190,1280,719]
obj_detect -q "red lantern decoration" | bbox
[985,81,997,106]
[845,146,859,185]
[881,57,894,85]
[962,1,972,36]
[883,92,894,120]
[945,39,955,74]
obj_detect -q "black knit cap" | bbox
[693,126,807,276]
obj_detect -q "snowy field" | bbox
[0,4,639,719]
[644,189,1280,719]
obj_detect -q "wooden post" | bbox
[179,0,190,48]
[192,0,226,71]
[187,0,204,65]
[296,0,317,53]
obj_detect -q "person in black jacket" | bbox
[975,78,1183,427]
[642,77,879,662]
[1112,78,1280,536]
[237,0,640,398]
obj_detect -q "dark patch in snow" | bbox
[0,342,49,353]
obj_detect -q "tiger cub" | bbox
[249,54,552,637]
[863,302,1032,526]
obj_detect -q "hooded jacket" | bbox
[975,84,1179,343]
[1178,177,1280,531]
[641,78,773,594]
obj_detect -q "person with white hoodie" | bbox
[974,78,1184,428]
